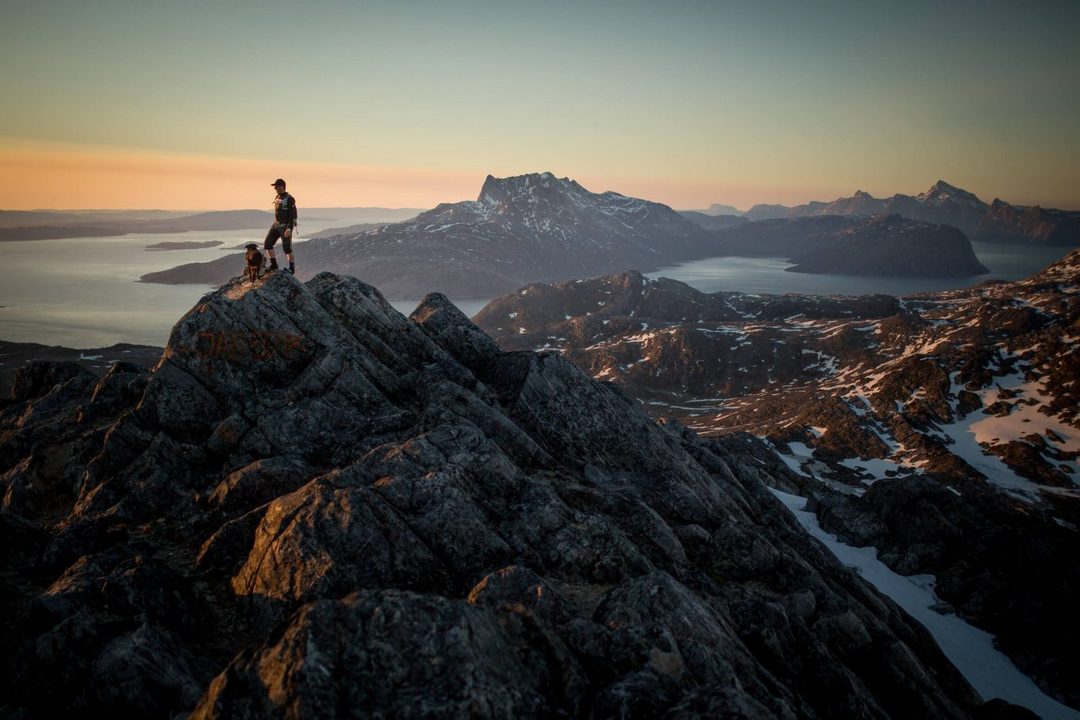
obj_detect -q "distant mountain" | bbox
[145,210,273,232]
[710,214,988,277]
[739,181,1080,244]
[475,250,1080,706]
[144,172,713,296]
[683,202,743,216]
[785,214,988,277]
[0,226,122,242]
[678,211,749,230]
[708,203,741,215]
[0,209,186,228]
[141,174,990,292]
[0,210,273,242]
[0,208,423,242]
[817,189,889,217]
[883,181,989,236]
[974,199,1080,245]
[742,182,990,236]
[743,203,811,222]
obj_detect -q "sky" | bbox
[1,0,1078,211]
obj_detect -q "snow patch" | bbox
[770,488,1080,720]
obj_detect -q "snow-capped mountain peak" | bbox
[477,171,569,204]
[298,172,709,297]
[918,180,985,207]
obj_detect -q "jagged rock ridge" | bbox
[0,270,1016,718]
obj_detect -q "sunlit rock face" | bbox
[0,270,1003,718]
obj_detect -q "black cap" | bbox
[271,178,286,188]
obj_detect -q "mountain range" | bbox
[737,181,1080,245]
[140,173,716,294]
[0,208,422,243]
[710,214,988,277]
[475,249,1080,708]
[140,173,990,294]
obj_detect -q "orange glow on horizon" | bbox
[0,140,830,212]
[0,142,484,210]
[8,140,1058,213]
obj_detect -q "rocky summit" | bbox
[478,250,1080,709]
[0,270,1035,718]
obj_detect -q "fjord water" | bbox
[646,242,1072,296]
[0,232,1071,348]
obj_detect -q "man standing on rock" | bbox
[265,178,298,274]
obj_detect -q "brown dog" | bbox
[244,243,264,284]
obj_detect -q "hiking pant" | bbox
[264,224,293,253]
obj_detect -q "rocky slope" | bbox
[477,250,1080,708]
[0,271,1023,718]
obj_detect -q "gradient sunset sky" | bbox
[2,0,1078,211]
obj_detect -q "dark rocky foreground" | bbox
[0,271,1031,718]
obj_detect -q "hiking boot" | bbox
[288,263,295,275]
[268,258,279,272]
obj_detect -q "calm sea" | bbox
[0,233,1071,348]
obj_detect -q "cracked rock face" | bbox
[0,271,1016,718]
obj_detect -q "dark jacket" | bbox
[273,191,298,228]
